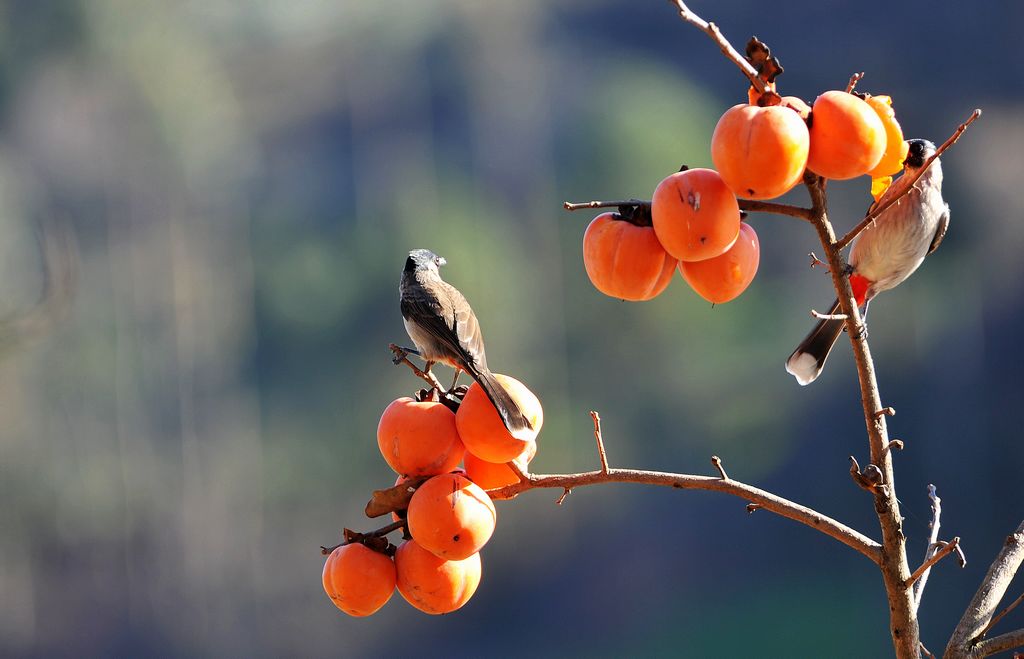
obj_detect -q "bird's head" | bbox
[405,248,447,274]
[903,138,937,170]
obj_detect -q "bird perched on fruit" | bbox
[399,248,534,439]
[786,138,949,385]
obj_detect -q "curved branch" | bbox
[490,466,881,564]
[668,0,765,93]
[835,109,982,251]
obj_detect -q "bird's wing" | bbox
[927,204,951,255]
[443,281,487,372]
[400,281,485,371]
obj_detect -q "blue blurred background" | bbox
[0,1,1021,656]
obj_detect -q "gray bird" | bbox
[786,138,950,385]
[399,249,534,439]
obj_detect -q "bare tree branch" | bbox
[914,485,945,613]
[667,0,765,93]
[947,521,1024,658]
[563,198,813,222]
[489,457,882,565]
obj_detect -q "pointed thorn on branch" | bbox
[556,488,572,505]
[591,411,610,474]
[875,406,896,418]
[747,503,761,514]
[711,455,729,480]
[882,439,905,457]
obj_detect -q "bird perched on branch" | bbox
[786,138,950,385]
[398,248,534,439]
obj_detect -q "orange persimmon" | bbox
[582,212,677,301]
[651,168,740,262]
[322,543,396,617]
[464,440,536,498]
[865,95,909,178]
[395,540,482,615]
[456,374,543,463]
[807,90,886,180]
[679,221,760,304]
[377,397,464,477]
[407,472,496,561]
[711,103,809,199]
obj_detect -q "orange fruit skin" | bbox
[395,539,482,615]
[464,440,536,498]
[407,473,497,561]
[865,95,909,178]
[651,169,740,262]
[582,213,677,301]
[711,104,809,200]
[678,222,760,304]
[322,543,397,617]
[455,374,543,463]
[377,397,465,477]
[807,90,886,180]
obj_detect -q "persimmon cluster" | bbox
[582,39,907,305]
[323,374,543,617]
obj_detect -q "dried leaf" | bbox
[745,36,784,84]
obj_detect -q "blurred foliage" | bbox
[0,1,1021,656]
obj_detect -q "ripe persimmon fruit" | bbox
[807,90,886,180]
[865,95,909,178]
[464,439,536,497]
[456,374,542,463]
[395,539,482,615]
[322,543,396,617]
[377,397,464,477]
[711,103,809,199]
[407,472,496,561]
[651,169,740,262]
[583,212,677,301]
[679,221,760,304]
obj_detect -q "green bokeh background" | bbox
[0,1,1021,656]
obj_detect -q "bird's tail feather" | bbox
[785,299,847,386]
[472,367,534,441]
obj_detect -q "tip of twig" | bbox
[711,455,729,480]
[746,502,761,514]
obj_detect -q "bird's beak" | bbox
[437,256,447,267]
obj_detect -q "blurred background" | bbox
[0,1,1021,656]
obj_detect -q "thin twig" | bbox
[591,411,610,474]
[555,488,572,505]
[563,197,812,222]
[907,537,961,588]
[836,109,982,251]
[563,199,646,212]
[812,309,848,321]
[920,641,936,659]
[711,455,728,480]
[320,519,407,555]
[668,0,765,93]
[490,465,881,564]
[388,343,445,391]
[846,71,865,93]
[875,407,896,418]
[979,591,1024,642]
